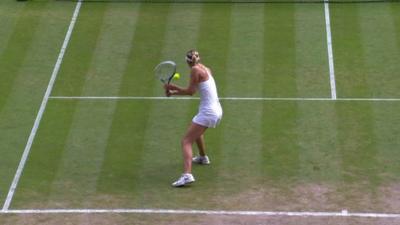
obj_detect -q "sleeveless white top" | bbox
[197,70,222,116]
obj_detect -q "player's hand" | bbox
[164,84,173,97]
[163,83,170,90]
[164,85,172,97]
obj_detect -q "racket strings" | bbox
[154,61,176,83]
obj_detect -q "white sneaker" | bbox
[192,155,210,165]
[172,173,195,187]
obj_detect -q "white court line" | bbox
[1,208,400,218]
[48,96,400,102]
[1,1,82,212]
[324,3,337,100]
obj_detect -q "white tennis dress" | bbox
[192,70,223,128]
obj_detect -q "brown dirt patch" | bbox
[214,182,340,211]
[378,182,400,213]
[4,182,399,225]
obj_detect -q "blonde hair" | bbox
[185,50,200,64]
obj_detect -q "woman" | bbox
[164,50,223,187]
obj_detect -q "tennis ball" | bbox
[173,73,180,79]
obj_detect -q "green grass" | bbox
[1,1,400,223]
[0,0,75,206]
[331,4,400,98]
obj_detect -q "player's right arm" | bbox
[164,68,200,96]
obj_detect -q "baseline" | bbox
[2,208,400,218]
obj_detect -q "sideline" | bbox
[1,0,83,212]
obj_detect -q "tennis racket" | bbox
[154,61,176,84]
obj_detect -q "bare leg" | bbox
[181,122,207,174]
[196,135,206,157]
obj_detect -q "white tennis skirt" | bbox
[192,110,222,128]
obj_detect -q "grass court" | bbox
[0,0,399,224]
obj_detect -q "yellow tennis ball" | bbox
[173,73,180,79]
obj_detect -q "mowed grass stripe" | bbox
[47,102,117,208]
[294,5,330,97]
[73,4,141,96]
[0,2,76,207]
[52,3,107,96]
[0,1,24,57]
[224,4,264,96]
[216,4,265,198]
[334,102,381,211]
[197,4,231,96]
[0,2,47,112]
[330,5,369,98]
[292,102,341,211]
[116,4,171,97]
[385,7,400,188]
[372,102,400,213]
[47,4,141,208]
[12,3,107,208]
[262,5,299,183]
[393,4,400,48]
[263,5,297,97]
[96,5,171,205]
[372,103,400,182]
[261,102,300,183]
[296,103,340,182]
[127,4,202,209]
[358,5,400,98]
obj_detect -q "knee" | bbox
[181,137,193,146]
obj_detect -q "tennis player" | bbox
[164,50,223,187]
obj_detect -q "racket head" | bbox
[154,60,176,84]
